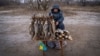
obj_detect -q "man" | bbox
[47,4,67,49]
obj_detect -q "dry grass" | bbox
[0,5,100,16]
[62,6,100,13]
[63,10,77,16]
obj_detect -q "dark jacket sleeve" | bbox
[49,12,53,16]
[57,12,64,23]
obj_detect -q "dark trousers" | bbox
[56,22,65,30]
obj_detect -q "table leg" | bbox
[42,41,46,56]
[60,41,64,56]
[43,51,45,56]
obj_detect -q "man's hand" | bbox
[56,22,59,25]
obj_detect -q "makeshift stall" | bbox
[29,14,72,56]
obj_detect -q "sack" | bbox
[47,41,55,48]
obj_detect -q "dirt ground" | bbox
[0,8,100,56]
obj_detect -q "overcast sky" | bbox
[20,0,24,3]
[20,0,36,3]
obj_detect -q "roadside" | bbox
[0,7,100,56]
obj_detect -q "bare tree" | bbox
[40,0,50,11]
[28,0,50,11]
[80,0,86,6]
[0,0,10,6]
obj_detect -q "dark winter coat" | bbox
[49,4,65,30]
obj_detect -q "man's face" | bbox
[54,9,58,12]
